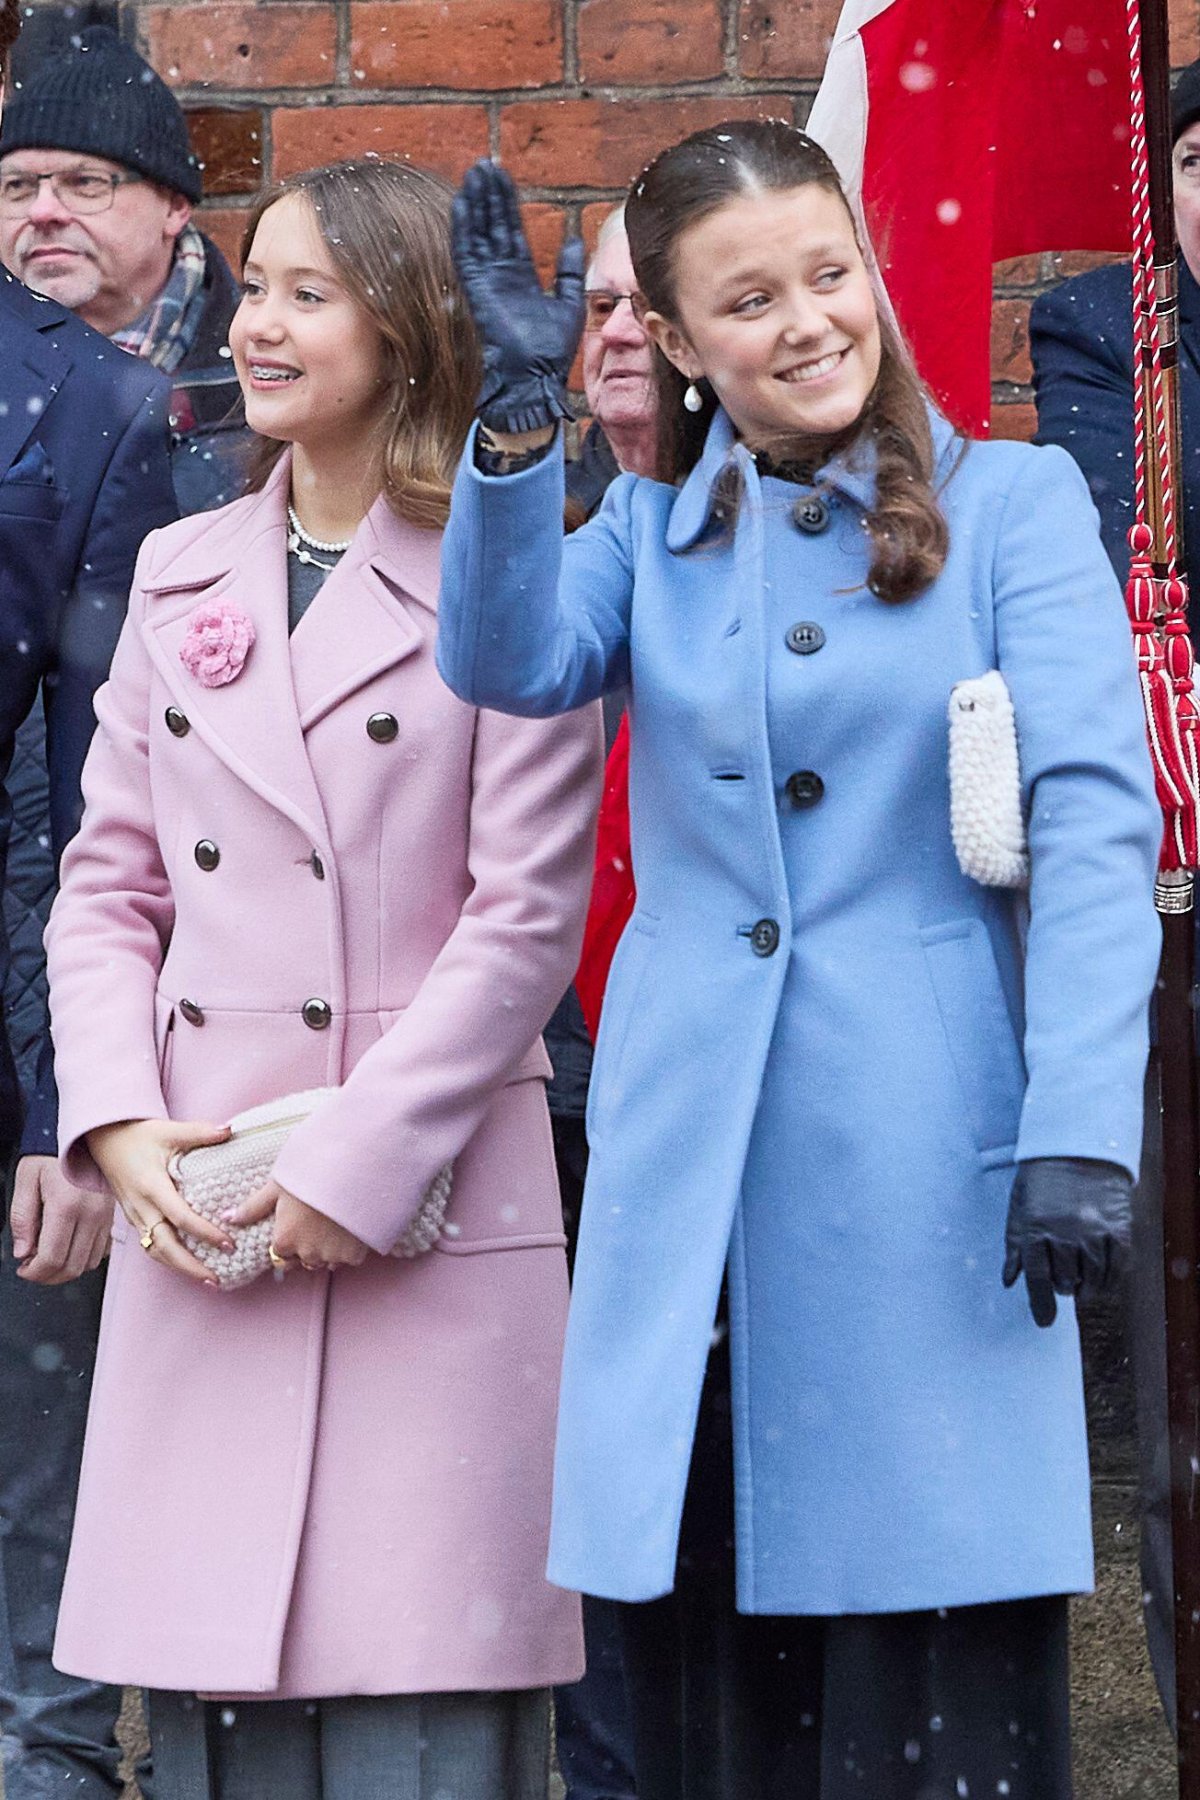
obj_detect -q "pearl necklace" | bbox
[287,505,352,572]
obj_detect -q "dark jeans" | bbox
[0,1224,126,1798]
[550,1113,637,1800]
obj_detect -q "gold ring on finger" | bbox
[268,1243,290,1271]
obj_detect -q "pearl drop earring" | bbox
[683,382,704,414]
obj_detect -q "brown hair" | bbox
[624,118,949,604]
[241,158,480,531]
[0,0,19,86]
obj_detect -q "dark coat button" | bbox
[786,771,825,809]
[194,840,220,871]
[366,712,399,743]
[179,998,205,1027]
[749,918,780,957]
[165,707,190,737]
[792,496,830,535]
[310,850,325,880]
[302,997,332,1030]
[785,621,825,655]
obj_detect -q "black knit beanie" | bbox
[0,26,201,201]
[1175,60,1200,145]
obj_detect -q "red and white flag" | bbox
[807,0,1131,434]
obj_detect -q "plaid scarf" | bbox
[113,223,208,374]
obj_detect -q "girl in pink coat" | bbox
[44,159,601,1799]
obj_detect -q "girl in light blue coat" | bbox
[437,122,1161,1800]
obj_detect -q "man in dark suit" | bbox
[1030,61,1200,1732]
[1032,62,1200,615]
[0,4,177,1791]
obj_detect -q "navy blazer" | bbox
[0,267,176,1155]
[1031,257,1200,631]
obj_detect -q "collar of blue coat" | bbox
[664,402,961,552]
[140,447,443,613]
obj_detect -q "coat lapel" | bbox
[0,277,69,476]
[288,493,442,730]
[140,465,445,840]
[141,456,332,847]
[665,409,740,551]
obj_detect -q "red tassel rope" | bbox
[1126,0,1199,871]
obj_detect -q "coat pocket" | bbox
[0,479,65,523]
[432,1229,567,1257]
[585,913,658,1145]
[919,919,1025,1161]
[153,992,177,1102]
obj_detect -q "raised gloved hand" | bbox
[1002,1156,1133,1327]
[451,159,586,435]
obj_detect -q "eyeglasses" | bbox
[0,168,145,216]
[584,290,642,332]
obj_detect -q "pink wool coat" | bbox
[45,454,602,1698]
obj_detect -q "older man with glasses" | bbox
[0,25,245,516]
[564,207,659,527]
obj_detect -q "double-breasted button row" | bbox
[785,770,824,809]
[179,996,333,1030]
[193,839,328,879]
[169,704,402,746]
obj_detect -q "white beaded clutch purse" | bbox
[168,1087,453,1290]
[948,671,1030,889]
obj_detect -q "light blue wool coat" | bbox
[437,407,1161,1615]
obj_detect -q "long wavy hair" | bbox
[624,119,949,603]
[0,0,19,85]
[241,159,480,531]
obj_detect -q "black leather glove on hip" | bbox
[1002,1156,1132,1327]
[451,160,587,435]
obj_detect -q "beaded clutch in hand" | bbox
[168,1088,453,1290]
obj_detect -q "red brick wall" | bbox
[67,0,1200,431]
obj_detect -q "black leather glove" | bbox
[1002,1156,1132,1327]
[451,159,586,435]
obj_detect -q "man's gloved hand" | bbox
[1002,1156,1133,1327]
[451,159,586,435]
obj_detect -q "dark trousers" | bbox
[551,1113,637,1800]
[615,1315,1074,1800]
[1127,1055,1175,1727]
[0,1230,126,1799]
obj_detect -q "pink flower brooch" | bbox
[179,600,256,688]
